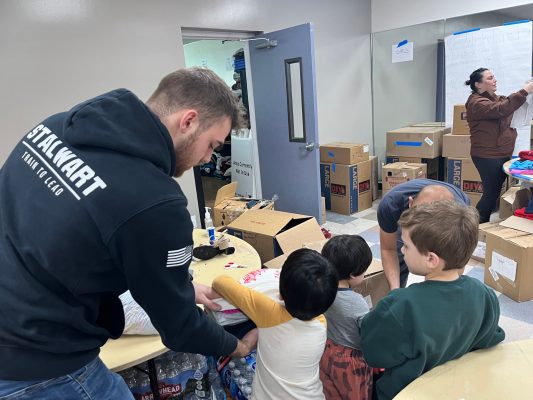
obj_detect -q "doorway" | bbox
[181,24,323,227]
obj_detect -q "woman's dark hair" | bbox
[465,68,488,93]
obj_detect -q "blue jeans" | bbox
[0,357,134,399]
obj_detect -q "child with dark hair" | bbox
[212,248,338,399]
[361,200,505,400]
[319,235,374,400]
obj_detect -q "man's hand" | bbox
[231,328,259,357]
[193,282,222,311]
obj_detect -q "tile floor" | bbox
[323,200,533,343]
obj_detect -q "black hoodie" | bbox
[0,89,237,380]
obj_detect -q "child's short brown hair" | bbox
[398,200,479,270]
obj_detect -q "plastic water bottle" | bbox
[242,386,253,398]
[204,207,215,245]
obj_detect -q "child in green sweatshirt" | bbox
[361,200,504,400]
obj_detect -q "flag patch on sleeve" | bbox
[166,245,193,267]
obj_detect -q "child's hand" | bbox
[231,328,259,357]
[193,282,222,311]
[241,328,259,351]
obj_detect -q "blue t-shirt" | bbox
[377,179,470,272]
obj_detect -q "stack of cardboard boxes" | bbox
[319,143,373,215]
[385,123,449,181]
[442,105,486,207]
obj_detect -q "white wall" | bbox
[184,40,243,87]
[0,0,372,221]
[372,0,533,32]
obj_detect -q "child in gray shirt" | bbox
[320,235,373,400]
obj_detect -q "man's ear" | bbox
[177,109,200,134]
[408,196,414,208]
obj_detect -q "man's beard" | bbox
[173,128,201,177]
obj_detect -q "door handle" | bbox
[304,142,317,152]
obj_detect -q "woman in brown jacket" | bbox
[465,68,533,222]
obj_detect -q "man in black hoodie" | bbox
[0,68,256,398]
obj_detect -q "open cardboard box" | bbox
[499,187,531,220]
[263,239,390,309]
[226,209,325,264]
[213,182,274,227]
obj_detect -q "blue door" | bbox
[248,23,322,222]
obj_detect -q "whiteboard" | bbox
[445,22,532,155]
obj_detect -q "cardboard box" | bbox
[319,143,370,165]
[321,196,326,224]
[370,155,379,201]
[472,221,500,263]
[499,187,531,220]
[385,155,442,181]
[484,223,533,302]
[386,126,450,158]
[442,133,471,158]
[452,104,470,135]
[212,182,274,227]
[410,122,446,127]
[446,157,507,207]
[263,241,390,308]
[226,209,325,263]
[382,162,426,196]
[320,160,372,215]
[446,157,482,205]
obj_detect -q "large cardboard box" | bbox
[382,162,426,196]
[386,126,450,158]
[499,187,531,220]
[385,155,442,181]
[264,241,390,309]
[453,104,470,135]
[442,133,471,158]
[213,182,274,227]
[320,160,372,215]
[320,143,370,165]
[446,157,482,207]
[472,221,501,263]
[483,223,533,302]
[226,209,325,263]
[370,156,379,201]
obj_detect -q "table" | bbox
[394,340,533,399]
[503,159,533,185]
[100,229,261,398]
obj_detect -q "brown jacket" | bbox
[465,89,528,158]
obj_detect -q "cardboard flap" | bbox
[214,182,238,206]
[365,259,384,277]
[227,209,309,236]
[263,253,289,269]
[276,218,324,253]
[500,216,533,235]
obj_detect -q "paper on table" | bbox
[392,42,413,63]
[491,251,517,282]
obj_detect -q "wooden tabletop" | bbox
[394,339,533,399]
[101,229,261,372]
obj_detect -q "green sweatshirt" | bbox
[360,276,504,400]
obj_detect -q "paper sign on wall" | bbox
[392,41,414,63]
[491,251,517,282]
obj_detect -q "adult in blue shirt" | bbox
[377,179,470,290]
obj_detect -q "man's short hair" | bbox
[398,200,479,270]
[280,248,338,321]
[321,235,372,280]
[147,67,245,131]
